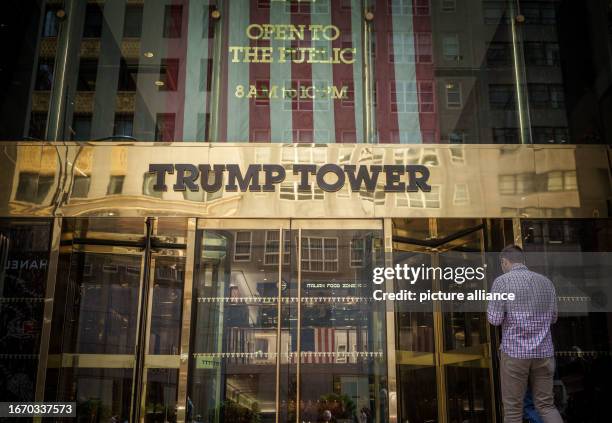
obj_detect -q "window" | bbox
[264,230,291,265]
[445,81,462,108]
[489,84,515,110]
[389,0,413,15]
[499,175,515,195]
[493,127,519,144]
[42,6,60,37]
[143,173,163,198]
[416,33,433,63]
[441,0,456,12]
[453,183,469,205]
[72,175,91,198]
[533,127,568,144]
[280,181,324,201]
[396,185,441,208]
[35,60,54,91]
[107,175,125,195]
[158,59,179,91]
[350,239,365,267]
[528,84,565,109]
[547,171,563,191]
[71,114,92,141]
[487,42,511,67]
[117,60,138,91]
[389,32,415,63]
[442,34,460,61]
[391,81,418,113]
[483,1,509,24]
[123,5,143,38]
[113,114,133,138]
[83,4,104,38]
[301,237,338,272]
[163,5,183,38]
[155,113,176,142]
[77,60,98,91]
[15,173,54,203]
[234,232,252,261]
[418,81,434,113]
[414,0,430,15]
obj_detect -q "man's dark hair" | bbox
[500,244,525,264]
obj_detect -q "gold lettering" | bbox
[235,85,245,98]
[246,24,263,40]
[330,85,348,99]
[229,46,243,63]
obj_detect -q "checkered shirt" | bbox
[487,263,558,359]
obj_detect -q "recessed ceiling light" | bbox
[154,80,165,87]
[143,51,154,58]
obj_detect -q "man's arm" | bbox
[487,277,506,326]
[550,280,558,324]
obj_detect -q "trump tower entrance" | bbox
[1,142,611,422]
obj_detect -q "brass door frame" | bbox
[192,218,385,423]
[392,218,496,423]
[40,217,193,423]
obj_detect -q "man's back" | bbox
[487,263,558,359]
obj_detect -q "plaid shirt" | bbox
[487,263,558,359]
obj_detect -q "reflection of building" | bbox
[0,1,611,423]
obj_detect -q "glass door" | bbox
[393,219,496,423]
[187,219,388,423]
[44,217,191,423]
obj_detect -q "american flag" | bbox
[169,0,437,143]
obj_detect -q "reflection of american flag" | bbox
[300,327,335,363]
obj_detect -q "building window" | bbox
[350,238,365,267]
[15,173,54,203]
[280,182,324,201]
[493,127,519,144]
[155,113,176,142]
[442,34,460,61]
[389,32,415,63]
[453,183,469,205]
[396,185,441,208]
[117,60,138,91]
[71,114,92,141]
[143,173,162,198]
[533,127,569,144]
[233,232,252,262]
[528,84,565,109]
[445,81,462,109]
[416,32,433,63]
[123,5,143,38]
[72,175,91,198]
[35,60,54,91]
[483,1,509,24]
[83,4,104,38]
[301,237,338,272]
[489,84,515,110]
[107,175,125,195]
[158,59,179,91]
[441,0,456,12]
[391,81,419,113]
[264,230,291,265]
[77,60,98,91]
[547,170,577,191]
[163,5,183,38]
[414,0,431,15]
[114,114,133,138]
[419,81,434,113]
[389,0,413,15]
[487,42,512,67]
[42,6,60,37]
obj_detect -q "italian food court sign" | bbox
[148,163,431,193]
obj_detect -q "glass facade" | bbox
[0,1,611,423]
[0,0,610,144]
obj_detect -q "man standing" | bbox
[487,245,563,423]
